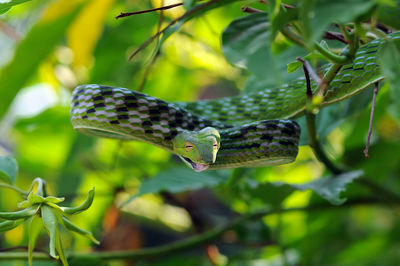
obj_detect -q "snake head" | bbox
[173,127,221,172]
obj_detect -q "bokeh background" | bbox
[1,0,400,265]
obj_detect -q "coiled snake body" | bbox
[70,32,400,171]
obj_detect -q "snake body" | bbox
[70,32,399,170]
[71,85,300,169]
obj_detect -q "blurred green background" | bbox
[1,0,400,265]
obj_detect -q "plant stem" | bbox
[305,112,344,175]
[0,199,386,262]
[0,183,27,196]
[314,41,350,64]
[281,26,306,47]
[363,82,379,158]
[116,3,183,19]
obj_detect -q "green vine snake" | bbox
[70,32,399,171]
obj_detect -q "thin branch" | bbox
[0,183,28,196]
[241,6,263,13]
[314,41,350,64]
[0,21,20,41]
[281,26,306,47]
[323,31,347,44]
[297,57,323,88]
[364,82,379,158]
[0,198,388,262]
[137,0,165,92]
[297,58,344,175]
[116,3,183,19]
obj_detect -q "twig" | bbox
[363,82,379,158]
[116,3,183,19]
[281,26,306,47]
[297,57,323,88]
[297,58,344,175]
[0,198,388,262]
[323,31,347,44]
[314,41,350,64]
[0,183,28,196]
[137,0,164,91]
[241,6,263,13]
[0,21,20,41]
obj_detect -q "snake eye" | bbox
[185,142,194,152]
[213,140,219,149]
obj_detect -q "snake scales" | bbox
[70,32,400,171]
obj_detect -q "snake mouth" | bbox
[181,156,209,172]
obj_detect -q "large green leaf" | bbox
[377,1,400,29]
[28,215,43,266]
[41,205,59,259]
[124,167,229,205]
[0,156,18,184]
[293,170,363,205]
[0,0,31,14]
[247,170,362,206]
[244,182,296,207]
[0,3,82,119]
[378,39,400,118]
[222,13,272,78]
[300,0,376,45]
[222,13,306,87]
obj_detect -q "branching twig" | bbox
[116,3,183,19]
[364,82,379,158]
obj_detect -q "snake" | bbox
[70,32,400,171]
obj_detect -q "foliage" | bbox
[0,0,400,265]
[0,166,97,266]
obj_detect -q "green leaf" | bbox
[28,215,43,266]
[41,205,59,259]
[222,13,272,78]
[55,228,69,266]
[61,216,99,244]
[0,156,18,184]
[0,0,31,14]
[184,0,197,10]
[44,196,65,204]
[0,219,23,232]
[378,39,400,118]
[270,6,299,40]
[0,3,82,119]
[287,61,302,73]
[300,0,376,45]
[222,13,307,90]
[123,167,229,206]
[27,192,45,204]
[293,170,363,205]
[61,188,95,215]
[246,182,296,207]
[377,1,400,29]
[0,205,39,220]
